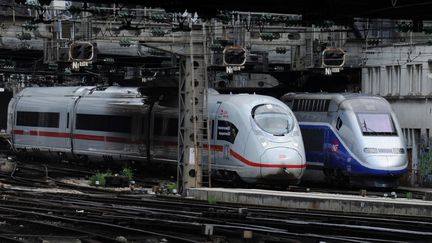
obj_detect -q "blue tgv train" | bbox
[281,93,408,188]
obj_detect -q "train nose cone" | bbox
[260,147,305,180]
[365,155,407,168]
[365,155,407,176]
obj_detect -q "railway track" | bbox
[0,189,431,242]
[0,156,430,241]
[287,182,430,201]
[0,157,167,192]
[1,155,431,201]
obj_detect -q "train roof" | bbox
[17,86,143,98]
[281,92,392,113]
[281,92,386,104]
[16,87,288,112]
[210,92,286,109]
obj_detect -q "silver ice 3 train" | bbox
[7,86,305,184]
[281,93,407,188]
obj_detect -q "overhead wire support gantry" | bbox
[139,18,209,195]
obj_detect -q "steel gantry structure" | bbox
[140,21,210,194]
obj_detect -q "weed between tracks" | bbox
[89,166,134,187]
[89,170,113,187]
[121,166,134,181]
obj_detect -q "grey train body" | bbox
[281,93,408,188]
[7,86,306,184]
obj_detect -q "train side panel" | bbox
[12,96,74,154]
[212,101,253,179]
[150,104,178,164]
[72,97,147,161]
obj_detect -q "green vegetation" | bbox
[419,150,432,184]
[208,195,217,205]
[406,192,413,199]
[120,166,134,181]
[89,170,112,187]
[166,182,177,194]
[89,166,135,187]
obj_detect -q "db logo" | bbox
[219,109,229,118]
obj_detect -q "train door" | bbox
[66,97,79,152]
[66,97,81,154]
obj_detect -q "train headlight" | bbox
[363,148,378,153]
[392,148,405,154]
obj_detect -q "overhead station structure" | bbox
[7,0,432,188]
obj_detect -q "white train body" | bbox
[281,93,407,188]
[7,86,305,184]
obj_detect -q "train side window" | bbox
[317,100,323,111]
[16,111,60,128]
[153,116,164,136]
[336,117,343,130]
[141,114,149,134]
[300,100,305,111]
[166,118,178,137]
[324,100,330,111]
[141,116,146,135]
[290,99,330,112]
[293,100,299,111]
[76,114,132,133]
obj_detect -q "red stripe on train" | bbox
[38,131,70,138]
[230,148,306,168]
[13,130,305,168]
[72,133,105,141]
[13,130,24,135]
[203,144,224,152]
[13,129,140,144]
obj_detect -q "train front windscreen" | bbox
[252,104,295,136]
[356,113,397,136]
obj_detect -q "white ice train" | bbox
[281,93,408,188]
[7,86,306,184]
